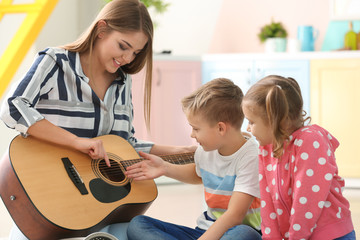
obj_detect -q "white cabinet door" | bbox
[202,59,253,94]
[254,60,310,115]
[202,59,253,132]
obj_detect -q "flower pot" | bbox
[264,38,287,53]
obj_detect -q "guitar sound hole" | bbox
[99,159,126,182]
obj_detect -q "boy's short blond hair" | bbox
[181,78,244,129]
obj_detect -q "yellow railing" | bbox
[0,0,58,98]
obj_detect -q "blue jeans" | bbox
[127,215,262,240]
[99,222,129,240]
[335,230,356,240]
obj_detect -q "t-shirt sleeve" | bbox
[233,141,260,198]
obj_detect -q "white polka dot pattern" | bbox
[257,125,352,239]
[305,212,313,219]
[312,185,320,192]
[299,197,307,204]
[300,152,308,160]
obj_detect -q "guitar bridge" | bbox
[61,157,88,195]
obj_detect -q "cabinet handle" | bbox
[256,68,264,80]
[246,68,251,85]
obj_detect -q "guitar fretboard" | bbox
[162,152,195,165]
[119,152,195,168]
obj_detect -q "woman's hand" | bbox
[73,137,110,167]
[125,151,166,181]
[26,119,111,166]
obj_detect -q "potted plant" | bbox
[258,20,288,52]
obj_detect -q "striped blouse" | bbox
[0,47,153,153]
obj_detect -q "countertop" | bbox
[154,51,360,61]
[202,50,360,60]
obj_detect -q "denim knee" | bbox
[127,215,147,239]
[221,224,262,240]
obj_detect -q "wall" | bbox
[154,0,331,54]
[209,0,330,53]
[150,0,223,55]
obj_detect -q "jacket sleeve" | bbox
[288,132,337,239]
[258,150,283,240]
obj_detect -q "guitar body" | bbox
[0,135,157,240]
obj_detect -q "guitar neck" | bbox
[161,152,195,165]
[121,152,195,168]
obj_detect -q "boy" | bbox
[125,78,262,240]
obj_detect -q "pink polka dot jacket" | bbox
[259,125,354,240]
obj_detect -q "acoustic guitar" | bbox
[0,134,194,240]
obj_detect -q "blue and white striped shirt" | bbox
[0,47,153,153]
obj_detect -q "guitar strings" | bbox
[72,152,195,182]
[96,152,194,167]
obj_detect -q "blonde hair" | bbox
[63,0,153,127]
[244,75,309,158]
[181,78,244,129]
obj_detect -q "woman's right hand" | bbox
[73,137,110,167]
[25,113,111,166]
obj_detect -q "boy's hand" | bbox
[125,151,166,180]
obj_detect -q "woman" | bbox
[0,0,194,239]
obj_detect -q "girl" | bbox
[0,0,193,239]
[242,75,355,240]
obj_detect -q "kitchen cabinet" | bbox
[132,58,201,146]
[254,60,310,115]
[201,58,252,132]
[202,55,310,131]
[202,58,253,93]
[310,58,360,178]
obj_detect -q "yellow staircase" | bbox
[0,0,58,98]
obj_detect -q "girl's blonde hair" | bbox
[63,0,153,127]
[181,78,244,129]
[244,75,309,158]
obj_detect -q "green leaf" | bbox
[258,20,288,43]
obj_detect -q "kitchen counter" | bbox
[202,50,360,60]
[153,51,360,61]
[154,54,201,61]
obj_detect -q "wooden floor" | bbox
[0,182,359,239]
